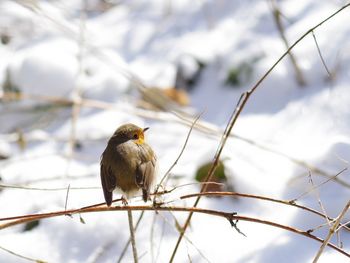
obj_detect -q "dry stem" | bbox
[169,3,350,261]
[117,211,144,263]
[127,210,138,263]
[0,204,349,258]
[2,90,350,189]
[312,200,350,262]
[180,191,350,232]
[270,0,306,86]
[311,30,332,78]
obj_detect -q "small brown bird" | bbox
[100,123,157,206]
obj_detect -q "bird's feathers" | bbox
[136,156,156,201]
[100,164,116,206]
[100,126,156,205]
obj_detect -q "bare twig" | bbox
[150,212,158,263]
[0,205,349,258]
[2,91,350,189]
[308,172,331,227]
[117,211,144,263]
[87,241,114,263]
[162,212,211,263]
[269,0,306,86]
[312,200,350,262]
[153,113,202,200]
[0,184,99,191]
[169,3,350,260]
[179,191,350,232]
[9,173,96,186]
[291,168,347,202]
[169,93,246,262]
[127,210,138,263]
[308,219,336,234]
[311,30,332,78]
[0,245,47,263]
[64,184,70,212]
[338,219,350,231]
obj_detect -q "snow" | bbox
[0,0,350,262]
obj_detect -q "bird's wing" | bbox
[100,163,116,206]
[136,155,156,202]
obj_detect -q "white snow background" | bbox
[0,0,350,262]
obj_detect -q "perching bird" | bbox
[100,123,157,206]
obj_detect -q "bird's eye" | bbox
[133,133,139,139]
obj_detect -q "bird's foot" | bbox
[152,196,164,208]
[121,195,128,206]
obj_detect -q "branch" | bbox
[0,205,349,258]
[127,210,138,263]
[168,3,350,261]
[311,30,332,78]
[117,211,144,263]
[179,191,350,231]
[313,200,350,262]
[0,245,47,263]
[2,91,350,189]
[153,113,201,199]
[269,0,306,86]
[291,168,347,202]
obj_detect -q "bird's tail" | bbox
[142,188,149,202]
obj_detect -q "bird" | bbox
[100,123,157,206]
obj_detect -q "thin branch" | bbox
[162,212,211,263]
[308,172,331,227]
[0,184,99,191]
[3,0,350,193]
[2,91,350,189]
[179,191,350,232]
[154,113,202,199]
[64,184,70,212]
[0,245,47,263]
[169,3,350,259]
[0,205,349,258]
[169,92,246,262]
[269,0,306,86]
[338,220,350,231]
[150,212,158,263]
[87,241,114,263]
[291,168,347,202]
[311,30,332,78]
[127,210,138,263]
[117,211,144,263]
[308,219,336,234]
[232,133,350,188]
[312,200,350,262]
[7,173,96,186]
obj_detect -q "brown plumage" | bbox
[100,123,157,206]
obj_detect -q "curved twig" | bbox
[0,205,349,258]
[168,3,350,261]
[180,191,350,232]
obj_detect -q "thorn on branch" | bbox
[79,214,86,224]
[152,200,164,209]
[227,212,246,237]
[289,199,296,205]
[306,229,314,234]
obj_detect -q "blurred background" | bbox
[0,0,350,262]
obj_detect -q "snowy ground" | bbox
[1,0,350,262]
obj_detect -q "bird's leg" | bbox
[152,184,165,208]
[121,195,128,206]
[152,196,164,209]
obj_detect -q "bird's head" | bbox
[111,123,149,145]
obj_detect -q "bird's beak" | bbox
[143,127,150,132]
